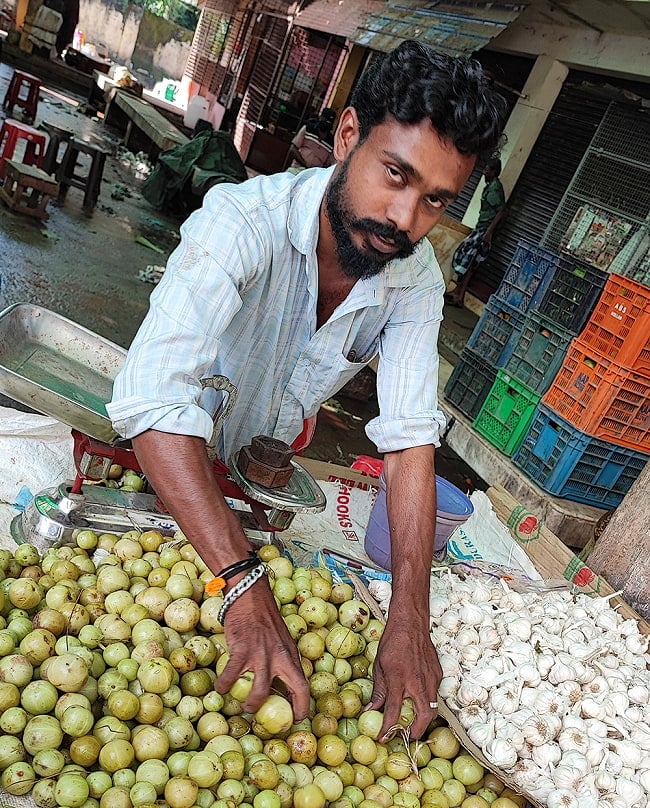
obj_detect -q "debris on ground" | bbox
[322,399,363,421]
[116,147,153,180]
[40,229,59,240]
[135,234,165,254]
[111,183,134,201]
[138,264,166,284]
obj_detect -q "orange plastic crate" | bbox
[578,274,650,372]
[542,338,650,452]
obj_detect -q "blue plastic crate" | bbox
[465,298,524,367]
[443,348,498,421]
[503,311,573,394]
[513,403,650,509]
[538,253,607,334]
[497,241,561,314]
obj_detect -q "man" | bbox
[306,108,336,146]
[288,118,335,170]
[445,157,506,306]
[108,41,506,740]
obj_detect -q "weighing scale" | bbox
[0,304,326,551]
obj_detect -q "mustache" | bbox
[349,217,415,255]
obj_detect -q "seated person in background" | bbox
[288,118,335,170]
[306,108,336,146]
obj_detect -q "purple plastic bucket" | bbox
[364,473,473,571]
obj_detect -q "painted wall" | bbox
[79,0,141,63]
[132,9,193,81]
[78,0,192,81]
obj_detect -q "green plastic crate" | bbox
[473,370,541,456]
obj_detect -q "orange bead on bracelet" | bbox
[205,551,259,597]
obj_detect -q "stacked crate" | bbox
[513,274,650,508]
[444,241,559,422]
[473,251,608,456]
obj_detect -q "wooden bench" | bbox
[0,158,59,219]
[105,89,189,158]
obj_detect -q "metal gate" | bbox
[472,77,611,299]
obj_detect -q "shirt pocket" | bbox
[290,347,377,417]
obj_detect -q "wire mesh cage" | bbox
[542,103,650,284]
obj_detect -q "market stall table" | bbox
[105,89,189,158]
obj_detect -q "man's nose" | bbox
[386,194,418,236]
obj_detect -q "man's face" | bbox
[325,112,476,280]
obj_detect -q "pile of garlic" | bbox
[369,570,650,808]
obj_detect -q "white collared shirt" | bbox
[107,167,446,461]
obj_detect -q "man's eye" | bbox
[386,166,403,181]
[427,197,446,209]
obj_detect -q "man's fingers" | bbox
[243,667,272,715]
[410,695,437,740]
[280,673,311,722]
[213,653,244,695]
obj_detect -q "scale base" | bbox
[12,481,280,553]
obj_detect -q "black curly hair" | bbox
[351,41,508,163]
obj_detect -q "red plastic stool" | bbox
[0,119,46,179]
[2,71,41,124]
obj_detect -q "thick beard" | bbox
[325,157,418,280]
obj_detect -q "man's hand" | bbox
[214,578,311,720]
[367,616,442,742]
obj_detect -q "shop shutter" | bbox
[471,79,610,299]
[184,0,237,91]
[241,14,290,126]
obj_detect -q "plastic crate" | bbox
[542,338,650,453]
[443,348,498,421]
[513,403,649,509]
[538,253,607,333]
[465,298,524,367]
[473,369,541,456]
[503,311,573,394]
[578,274,650,373]
[496,241,561,314]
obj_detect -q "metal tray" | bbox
[0,303,126,443]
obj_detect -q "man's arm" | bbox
[132,429,311,719]
[483,205,506,242]
[367,443,442,741]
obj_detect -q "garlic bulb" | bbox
[477,625,501,649]
[535,689,569,716]
[467,720,494,748]
[558,726,589,754]
[531,742,562,768]
[629,684,649,705]
[456,704,486,730]
[437,675,459,699]
[552,764,584,791]
[615,777,644,805]
[489,685,520,715]
[483,737,518,768]
[523,714,562,746]
[456,680,488,707]
[458,602,485,627]
[507,617,532,642]
[438,609,462,632]
[546,788,580,808]
[548,658,577,684]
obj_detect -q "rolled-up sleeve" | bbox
[107,190,266,441]
[365,253,446,452]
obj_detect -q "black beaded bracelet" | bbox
[205,551,258,596]
[217,564,267,625]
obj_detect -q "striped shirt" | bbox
[108,167,446,461]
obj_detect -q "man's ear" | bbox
[333,107,360,163]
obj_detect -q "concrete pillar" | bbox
[327,43,365,122]
[587,460,650,621]
[462,55,568,227]
[15,0,29,29]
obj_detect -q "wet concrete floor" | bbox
[0,60,483,493]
